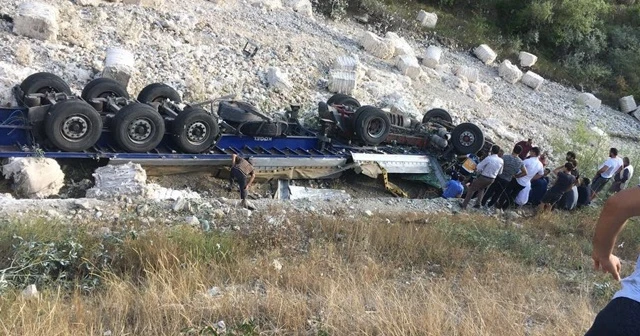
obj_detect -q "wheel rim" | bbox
[62,115,90,142]
[152,97,167,103]
[186,121,208,145]
[97,91,119,98]
[459,130,476,147]
[366,117,386,138]
[36,86,59,95]
[127,118,154,143]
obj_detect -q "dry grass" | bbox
[0,208,635,335]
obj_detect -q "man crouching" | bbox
[230,154,256,210]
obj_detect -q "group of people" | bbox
[443,138,635,214]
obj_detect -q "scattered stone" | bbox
[467,82,492,102]
[422,46,442,69]
[417,10,437,28]
[519,51,538,67]
[14,45,33,66]
[207,286,222,297]
[97,227,111,236]
[498,60,523,84]
[46,209,61,218]
[284,0,313,16]
[385,32,414,56]
[185,216,200,226]
[521,71,544,90]
[173,197,189,212]
[308,206,316,212]
[396,54,421,79]
[102,48,135,88]
[266,67,293,91]
[242,209,252,217]
[328,70,357,95]
[86,163,146,199]
[455,66,479,83]
[576,93,602,109]
[13,2,59,42]
[364,210,373,217]
[272,259,283,271]
[201,220,211,231]
[360,32,395,60]
[95,211,103,218]
[77,0,102,6]
[2,157,64,199]
[21,284,39,300]
[212,209,226,219]
[619,95,636,113]
[250,0,283,9]
[122,0,164,6]
[423,67,441,80]
[474,44,497,65]
[103,331,112,336]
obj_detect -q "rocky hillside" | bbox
[1,0,639,161]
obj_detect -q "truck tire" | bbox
[20,72,72,107]
[354,106,391,146]
[218,101,263,124]
[238,121,284,137]
[327,94,360,110]
[81,78,130,101]
[451,122,485,155]
[44,99,103,152]
[172,107,219,153]
[422,108,452,124]
[137,83,182,104]
[112,103,165,153]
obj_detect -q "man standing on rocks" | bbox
[229,154,256,210]
[585,186,640,335]
[515,138,533,160]
[482,145,527,208]
[609,157,633,194]
[461,145,503,210]
[591,148,624,201]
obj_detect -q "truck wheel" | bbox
[422,108,452,124]
[354,106,391,146]
[112,103,165,153]
[451,122,485,155]
[172,107,219,153]
[20,72,72,107]
[45,100,103,152]
[327,94,360,110]
[81,78,129,101]
[218,101,263,124]
[137,83,181,104]
[238,121,284,137]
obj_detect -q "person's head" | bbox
[234,156,243,164]
[609,148,618,158]
[458,175,465,182]
[513,145,522,155]
[569,159,578,168]
[491,145,500,155]
[566,151,576,161]
[544,168,551,176]
[529,147,541,157]
[582,177,591,186]
[564,162,575,172]
[527,138,533,145]
[624,157,630,166]
[498,149,505,158]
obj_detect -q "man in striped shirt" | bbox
[230,154,256,209]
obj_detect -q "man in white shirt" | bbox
[461,145,503,210]
[585,186,640,335]
[591,148,624,200]
[497,147,544,210]
[610,157,634,193]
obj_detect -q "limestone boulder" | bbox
[13,2,59,41]
[2,157,64,199]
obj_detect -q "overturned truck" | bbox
[0,72,492,193]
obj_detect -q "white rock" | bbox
[619,95,636,113]
[122,0,164,5]
[173,197,189,212]
[21,284,39,300]
[206,287,222,297]
[417,10,437,28]
[467,82,493,102]
[519,51,538,67]
[272,259,283,271]
[576,93,602,109]
[284,0,313,16]
[385,32,414,56]
[212,209,226,219]
[474,44,497,65]
[185,216,200,226]
[364,210,373,217]
[328,70,357,95]
[360,32,395,60]
[422,46,442,69]
[455,66,479,83]
[266,67,293,91]
[2,158,64,199]
[498,60,523,84]
[333,55,359,72]
[521,71,544,90]
[396,54,421,79]
[13,2,59,42]
[77,0,101,5]
[86,163,147,199]
[103,48,135,88]
[631,108,640,121]
[250,0,282,9]
[423,67,441,80]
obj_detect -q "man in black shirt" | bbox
[538,162,576,214]
[229,154,256,209]
[577,177,592,208]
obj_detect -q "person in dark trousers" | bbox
[229,154,256,209]
[443,174,465,199]
[577,177,592,208]
[538,162,576,214]
[584,186,640,336]
[528,168,550,207]
[460,145,504,210]
[515,138,533,160]
[591,148,624,201]
[609,157,633,193]
[497,147,544,210]
[482,145,527,208]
